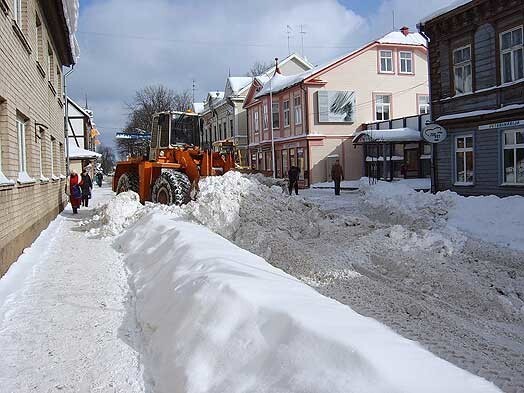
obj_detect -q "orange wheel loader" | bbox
[112,111,235,205]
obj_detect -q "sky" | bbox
[68,0,456,149]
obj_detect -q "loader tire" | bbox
[116,172,139,194]
[152,170,191,206]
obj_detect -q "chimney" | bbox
[400,26,410,36]
[273,57,281,76]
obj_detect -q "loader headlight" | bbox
[159,150,165,157]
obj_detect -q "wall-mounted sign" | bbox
[422,124,447,143]
[478,120,524,130]
[317,90,356,123]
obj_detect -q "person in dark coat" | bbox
[288,165,300,195]
[80,169,93,207]
[331,159,344,196]
[65,170,83,214]
[95,172,103,187]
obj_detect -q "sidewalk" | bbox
[0,184,144,392]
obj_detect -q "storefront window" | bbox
[290,148,296,166]
[297,148,305,180]
[265,151,272,173]
[455,135,474,184]
[282,149,289,176]
[503,129,524,184]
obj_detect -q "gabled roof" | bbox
[252,29,427,100]
[192,102,205,114]
[227,77,253,95]
[419,0,473,25]
[67,97,91,119]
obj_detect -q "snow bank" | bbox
[79,191,145,237]
[359,180,524,251]
[116,213,501,393]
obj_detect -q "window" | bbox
[37,129,44,178]
[36,14,43,64]
[50,136,56,178]
[218,123,222,140]
[56,67,62,97]
[418,95,430,114]
[500,26,523,83]
[281,149,288,175]
[47,45,54,84]
[253,111,259,132]
[272,102,280,129]
[16,115,27,174]
[297,147,305,180]
[502,129,524,184]
[229,119,233,137]
[294,96,302,125]
[399,51,413,74]
[374,94,391,121]
[13,0,22,25]
[283,100,290,127]
[263,103,268,129]
[59,142,64,175]
[455,135,474,184]
[453,46,472,94]
[223,122,226,139]
[379,50,393,73]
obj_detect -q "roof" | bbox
[192,102,205,114]
[377,31,427,46]
[420,0,473,24]
[227,77,253,95]
[253,29,426,100]
[436,104,524,122]
[68,142,101,159]
[353,128,422,143]
[67,97,91,119]
[207,91,225,100]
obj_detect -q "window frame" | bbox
[16,115,27,174]
[272,101,280,129]
[13,0,22,26]
[50,135,56,179]
[283,99,290,127]
[500,26,524,84]
[253,110,259,132]
[454,134,474,186]
[374,93,391,121]
[379,49,394,73]
[262,103,268,130]
[399,51,413,74]
[293,96,302,125]
[501,129,524,185]
[452,45,473,95]
[418,94,430,115]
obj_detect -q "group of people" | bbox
[65,170,104,214]
[287,159,344,196]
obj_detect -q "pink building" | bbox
[244,27,429,186]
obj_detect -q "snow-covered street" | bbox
[0,185,144,392]
[1,173,523,392]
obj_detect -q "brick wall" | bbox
[0,0,69,276]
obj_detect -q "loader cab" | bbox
[150,111,202,160]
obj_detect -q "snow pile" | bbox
[80,191,145,237]
[117,213,501,393]
[387,224,464,256]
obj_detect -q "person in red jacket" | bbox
[65,170,83,214]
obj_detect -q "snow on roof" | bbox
[61,0,80,62]
[378,31,427,46]
[436,104,524,121]
[192,102,204,114]
[228,77,253,94]
[420,0,473,24]
[68,142,101,159]
[208,91,225,100]
[353,128,422,143]
[254,71,314,99]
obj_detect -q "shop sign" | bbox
[422,124,447,143]
[478,120,524,130]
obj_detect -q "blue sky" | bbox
[69,0,452,149]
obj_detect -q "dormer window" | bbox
[453,45,472,95]
[379,50,393,73]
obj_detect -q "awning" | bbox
[353,128,422,144]
[68,142,101,160]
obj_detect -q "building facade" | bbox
[0,0,75,275]
[201,54,313,167]
[420,0,524,196]
[245,28,429,186]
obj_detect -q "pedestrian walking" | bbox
[331,159,344,196]
[96,172,103,187]
[65,170,83,214]
[80,169,93,207]
[287,165,300,195]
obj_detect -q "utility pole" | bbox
[299,24,306,58]
[286,25,292,54]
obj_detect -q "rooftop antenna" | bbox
[192,79,196,103]
[84,93,88,109]
[392,10,395,30]
[299,24,307,58]
[286,25,292,54]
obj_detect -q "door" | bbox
[404,149,420,178]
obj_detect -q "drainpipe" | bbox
[63,65,74,175]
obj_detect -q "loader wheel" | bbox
[151,170,191,206]
[116,172,139,194]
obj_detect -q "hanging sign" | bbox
[422,124,447,144]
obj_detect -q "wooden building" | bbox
[419,0,524,196]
